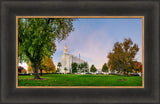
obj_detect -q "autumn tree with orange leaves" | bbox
[40,56,56,73]
[28,56,56,75]
[133,61,142,73]
[107,38,139,81]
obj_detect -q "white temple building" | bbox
[60,45,85,73]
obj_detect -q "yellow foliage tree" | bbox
[28,56,56,74]
[28,61,33,73]
[41,56,56,73]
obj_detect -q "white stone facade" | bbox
[60,45,85,73]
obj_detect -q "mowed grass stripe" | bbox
[18,74,142,86]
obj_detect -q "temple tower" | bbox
[63,45,68,54]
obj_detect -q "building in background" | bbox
[60,45,85,73]
[18,62,28,74]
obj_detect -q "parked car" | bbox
[96,72,104,75]
[130,73,140,76]
[109,73,118,75]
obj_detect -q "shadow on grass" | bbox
[28,78,48,80]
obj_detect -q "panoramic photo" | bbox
[17,17,143,87]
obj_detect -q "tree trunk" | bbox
[121,68,124,81]
[122,73,124,80]
[33,64,40,79]
[40,69,42,76]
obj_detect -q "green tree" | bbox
[107,38,139,80]
[18,18,74,79]
[90,65,97,73]
[56,68,60,73]
[82,62,89,73]
[57,62,62,70]
[78,64,83,72]
[77,62,89,73]
[64,67,68,74]
[102,63,108,73]
[71,62,78,73]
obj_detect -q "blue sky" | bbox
[52,18,142,69]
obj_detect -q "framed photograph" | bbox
[17,16,144,88]
[1,0,159,104]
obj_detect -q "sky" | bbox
[52,18,142,69]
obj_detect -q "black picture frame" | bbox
[0,0,159,104]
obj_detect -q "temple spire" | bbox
[63,44,68,54]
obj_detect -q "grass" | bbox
[18,74,142,86]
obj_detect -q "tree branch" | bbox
[26,50,33,62]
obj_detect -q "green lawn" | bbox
[18,74,142,86]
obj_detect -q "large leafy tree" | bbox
[107,38,139,80]
[72,62,88,73]
[82,62,89,73]
[102,63,108,73]
[71,62,78,73]
[78,63,85,72]
[90,65,97,73]
[18,18,74,79]
[78,64,83,72]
